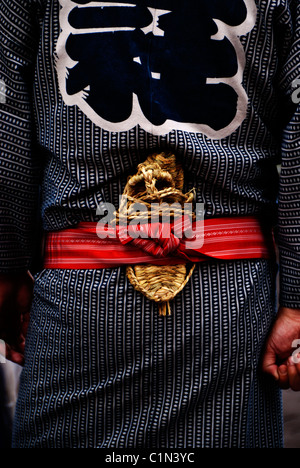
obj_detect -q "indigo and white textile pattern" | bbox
[0,0,299,448]
[13,262,281,448]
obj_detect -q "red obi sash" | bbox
[44,216,275,269]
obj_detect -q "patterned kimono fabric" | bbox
[0,0,299,448]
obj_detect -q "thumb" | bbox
[262,344,279,381]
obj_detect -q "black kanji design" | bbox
[56,0,256,138]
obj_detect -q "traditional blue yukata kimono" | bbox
[0,0,299,448]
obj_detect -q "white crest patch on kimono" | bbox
[55,0,257,139]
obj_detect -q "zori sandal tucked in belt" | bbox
[44,153,275,316]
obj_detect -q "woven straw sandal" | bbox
[116,152,196,316]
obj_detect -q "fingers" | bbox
[4,342,24,366]
[0,271,33,366]
[261,346,280,381]
[287,356,300,392]
[261,342,300,390]
[263,360,292,390]
[263,355,300,391]
[278,365,290,390]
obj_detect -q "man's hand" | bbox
[0,272,34,366]
[262,307,300,391]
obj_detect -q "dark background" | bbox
[283,390,300,448]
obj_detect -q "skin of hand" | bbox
[0,272,34,366]
[262,307,300,391]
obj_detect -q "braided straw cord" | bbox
[116,152,196,316]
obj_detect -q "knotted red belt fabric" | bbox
[44,216,275,270]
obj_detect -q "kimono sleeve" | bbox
[277,0,300,309]
[0,0,42,273]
